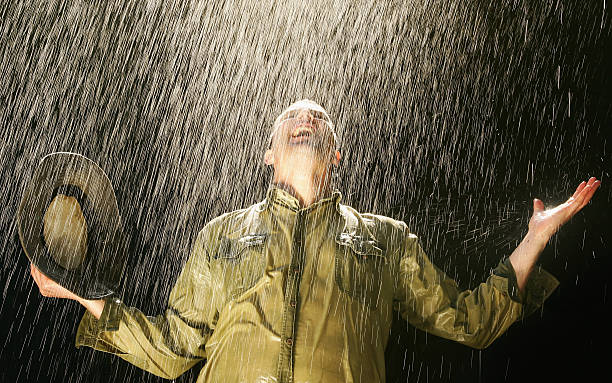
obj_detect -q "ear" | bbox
[331,150,341,166]
[264,149,274,166]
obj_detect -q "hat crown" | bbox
[42,194,88,270]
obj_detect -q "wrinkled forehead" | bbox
[282,99,329,117]
[273,99,332,127]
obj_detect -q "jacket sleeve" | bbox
[75,228,216,379]
[393,229,559,349]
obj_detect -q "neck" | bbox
[272,161,333,207]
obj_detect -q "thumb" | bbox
[533,198,545,213]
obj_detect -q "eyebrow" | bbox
[278,108,331,123]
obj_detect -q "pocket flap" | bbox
[217,234,267,260]
[336,233,384,261]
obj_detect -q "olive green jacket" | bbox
[76,187,559,383]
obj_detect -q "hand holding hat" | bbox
[30,263,80,300]
[30,263,105,319]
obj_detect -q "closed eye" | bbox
[278,109,332,125]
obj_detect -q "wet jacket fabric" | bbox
[76,187,559,383]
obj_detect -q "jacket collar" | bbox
[264,185,342,214]
[262,186,380,246]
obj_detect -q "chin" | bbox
[288,138,330,153]
[278,147,323,166]
[288,144,330,160]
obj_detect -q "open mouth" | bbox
[289,124,315,143]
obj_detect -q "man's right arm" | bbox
[78,297,105,319]
[30,263,104,319]
[30,228,216,379]
[30,263,105,319]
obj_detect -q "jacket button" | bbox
[293,267,300,274]
[286,338,293,346]
[290,300,297,307]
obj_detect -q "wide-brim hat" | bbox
[17,152,127,300]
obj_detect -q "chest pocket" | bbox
[213,234,267,300]
[335,233,386,309]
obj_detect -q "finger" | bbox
[32,265,43,282]
[31,269,47,295]
[31,264,44,286]
[30,264,40,286]
[571,180,600,213]
[533,198,545,213]
[586,176,597,186]
[570,185,591,213]
[31,265,53,292]
[579,180,600,210]
[574,179,596,203]
[571,181,586,200]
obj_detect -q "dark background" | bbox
[1,1,610,382]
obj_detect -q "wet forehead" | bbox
[276,100,331,122]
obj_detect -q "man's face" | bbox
[268,100,338,160]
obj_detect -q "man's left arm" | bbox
[509,177,600,292]
[393,177,600,349]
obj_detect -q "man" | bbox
[31,99,600,382]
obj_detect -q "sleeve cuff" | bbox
[494,258,560,317]
[75,296,123,348]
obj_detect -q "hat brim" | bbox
[17,152,126,300]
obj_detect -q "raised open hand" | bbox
[528,177,601,240]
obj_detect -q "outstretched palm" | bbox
[529,177,601,240]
